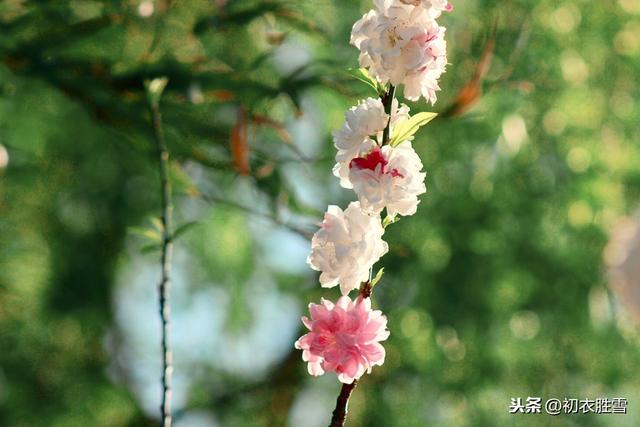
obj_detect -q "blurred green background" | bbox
[1,0,640,426]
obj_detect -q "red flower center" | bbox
[349,147,388,173]
[349,147,404,178]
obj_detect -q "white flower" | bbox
[333,99,411,188]
[351,4,448,104]
[333,138,377,189]
[332,98,389,188]
[423,0,453,18]
[307,202,389,295]
[333,97,388,161]
[349,144,426,217]
[344,97,389,137]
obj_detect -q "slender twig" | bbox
[147,78,174,427]
[200,193,314,240]
[328,84,396,427]
[330,380,358,427]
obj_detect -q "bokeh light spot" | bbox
[566,147,591,172]
[614,24,640,56]
[498,114,528,155]
[543,109,567,136]
[561,50,589,85]
[509,311,540,340]
[568,201,593,227]
[551,4,581,34]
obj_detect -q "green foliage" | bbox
[349,67,386,96]
[371,267,385,288]
[389,111,438,147]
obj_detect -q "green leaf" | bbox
[140,243,162,254]
[389,112,438,147]
[348,68,384,95]
[173,221,200,241]
[382,214,398,228]
[129,226,161,242]
[370,267,385,288]
[150,217,164,233]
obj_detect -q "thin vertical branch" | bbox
[330,380,358,427]
[328,83,396,427]
[147,78,173,427]
[381,84,396,145]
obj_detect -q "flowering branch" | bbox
[145,77,174,427]
[328,81,395,425]
[295,1,453,426]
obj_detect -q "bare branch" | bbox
[147,78,174,427]
[329,380,358,427]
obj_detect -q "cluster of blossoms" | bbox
[351,0,451,103]
[295,0,451,386]
[333,97,426,218]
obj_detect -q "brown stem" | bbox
[329,380,358,427]
[381,85,396,145]
[359,281,373,299]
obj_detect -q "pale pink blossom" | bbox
[375,0,452,19]
[307,202,388,295]
[351,4,448,103]
[348,144,427,217]
[294,295,390,384]
[402,25,448,102]
[426,0,454,16]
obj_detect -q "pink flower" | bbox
[294,296,390,384]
